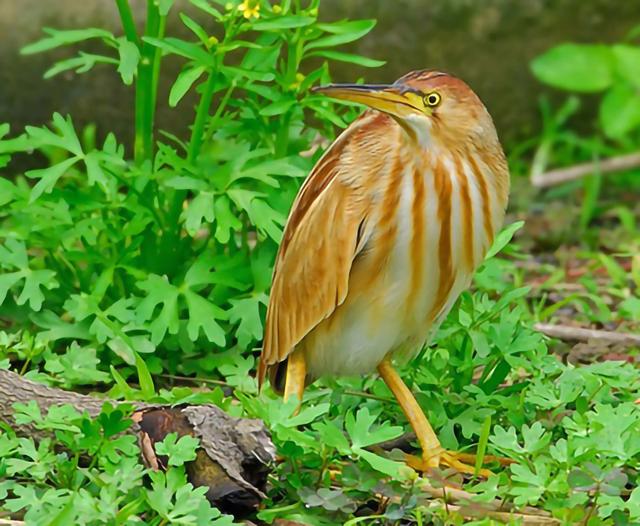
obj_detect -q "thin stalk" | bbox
[202,83,236,145]
[134,1,164,164]
[188,69,218,163]
[149,15,167,126]
[115,0,140,46]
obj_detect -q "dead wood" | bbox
[535,323,640,347]
[0,369,275,516]
[531,151,640,188]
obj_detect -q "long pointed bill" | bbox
[312,83,420,118]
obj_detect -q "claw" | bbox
[404,451,495,478]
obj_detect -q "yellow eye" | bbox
[424,92,441,107]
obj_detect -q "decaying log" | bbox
[0,369,275,516]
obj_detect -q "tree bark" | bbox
[0,369,275,517]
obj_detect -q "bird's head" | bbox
[313,70,496,150]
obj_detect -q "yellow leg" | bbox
[377,359,494,477]
[377,359,442,467]
[283,349,306,411]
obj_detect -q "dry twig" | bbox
[531,152,640,188]
[439,503,560,525]
[535,323,640,347]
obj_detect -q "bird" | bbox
[257,69,510,475]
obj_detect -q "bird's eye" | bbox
[424,92,441,107]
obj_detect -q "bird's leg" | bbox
[283,349,306,414]
[377,359,494,477]
[377,359,442,467]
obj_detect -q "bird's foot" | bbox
[404,451,513,479]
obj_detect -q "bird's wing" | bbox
[258,112,390,385]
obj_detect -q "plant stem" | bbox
[203,83,236,145]
[149,16,167,127]
[114,0,140,46]
[133,1,165,164]
[188,69,217,163]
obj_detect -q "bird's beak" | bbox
[312,83,420,118]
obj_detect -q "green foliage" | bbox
[0,402,236,525]
[0,0,377,388]
[522,28,640,233]
[1,1,640,525]
[531,38,640,139]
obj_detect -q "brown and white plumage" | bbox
[258,71,510,404]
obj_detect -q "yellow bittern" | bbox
[258,70,510,474]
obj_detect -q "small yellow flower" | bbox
[207,35,219,48]
[238,0,260,19]
[272,4,282,13]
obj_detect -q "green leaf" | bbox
[164,175,208,191]
[353,448,407,479]
[312,421,350,455]
[190,0,223,21]
[228,296,265,349]
[184,291,226,345]
[345,408,403,449]
[0,264,59,311]
[143,36,215,67]
[169,65,205,107]
[599,83,640,138]
[316,19,377,35]
[521,422,550,453]
[44,53,119,79]
[228,190,285,242]
[21,27,115,54]
[259,98,297,117]
[43,343,110,386]
[156,0,175,16]
[568,469,596,490]
[308,50,385,68]
[530,43,614,92]
[474,415,491,477]
[182,191,215,236]
[155,433,199,466]
[26,113,83,155]
[489,425,524,455]
[26,157,79,203]
[485,221,524,259]
[220,65,274,82]
[135,352,155,399]
[252,16,316,31]
[306,20,377,51]
[613,44,640,88]
[98,404,133,437]
[0,272,23,306]
[136,275,181,343]
[110,366,137,399]
[117,38,140,85]
[213,195,242,243]
[180,13,209,45]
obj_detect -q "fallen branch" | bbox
[0,369,275,516]
[531,152,640,188]
[419,483,551,517]
[376,482,557,524]
[535,323,640,347]
[440,503,560,525]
